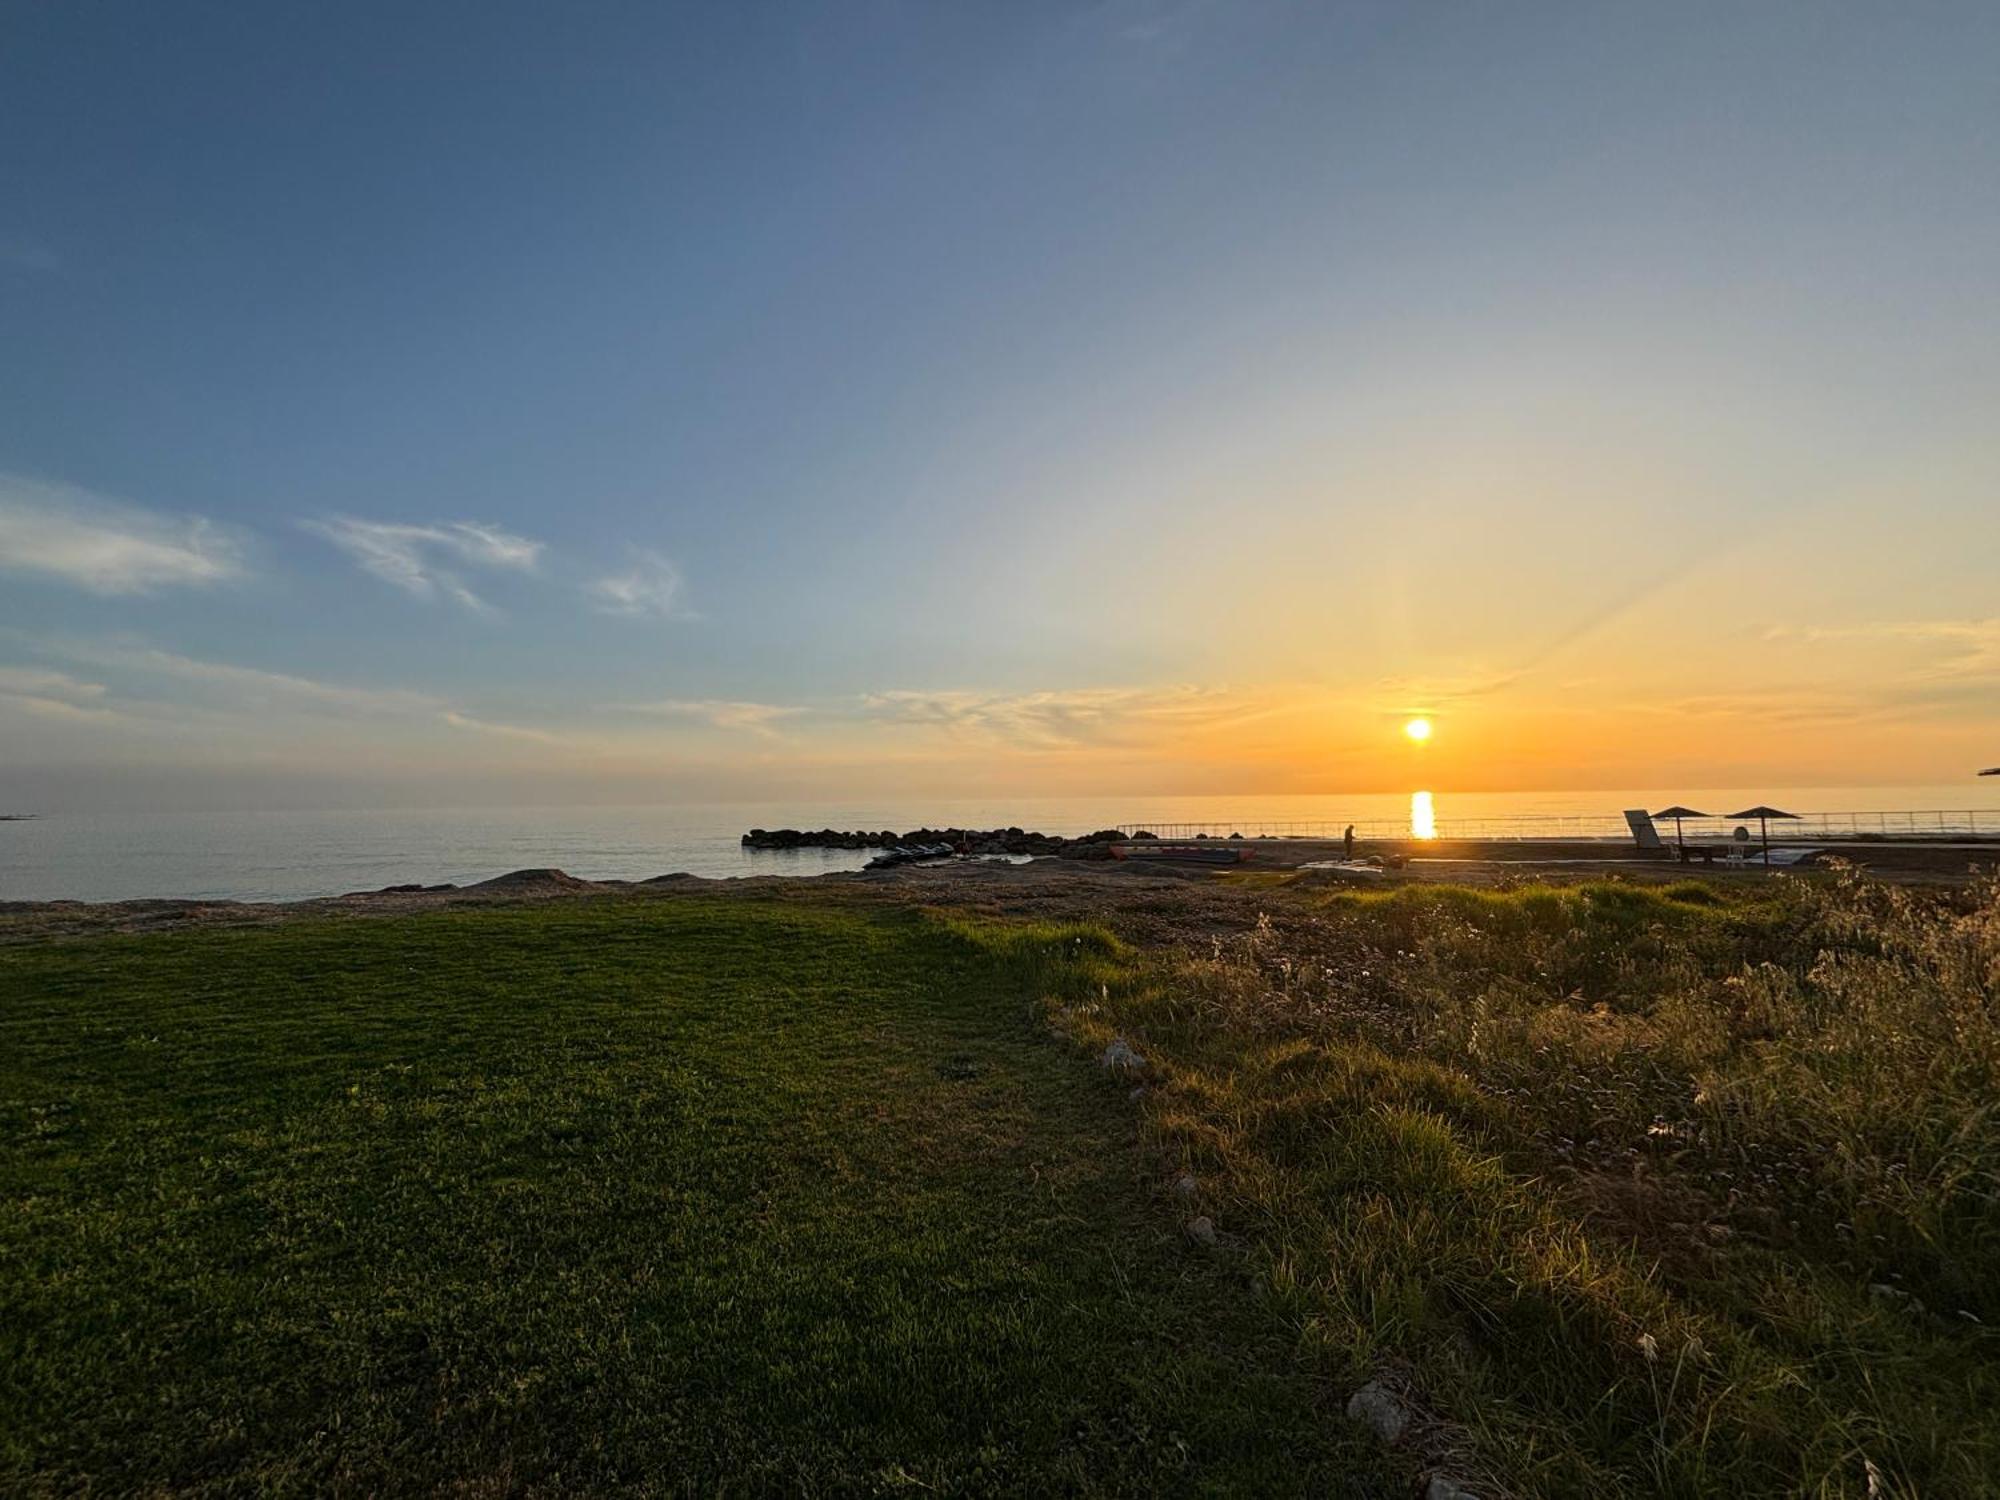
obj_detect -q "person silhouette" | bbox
[1343,824,1355,859]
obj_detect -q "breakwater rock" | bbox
[741,826,1155,859]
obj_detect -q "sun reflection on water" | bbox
[1411,790,1437,840]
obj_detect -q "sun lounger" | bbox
[1624,810,1668,854]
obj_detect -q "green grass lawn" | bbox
[1,899,1382,1496]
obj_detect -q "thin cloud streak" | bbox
[1768,619,2000,682]
[302,516,542,610]
[608,698,804,735]
[1629,689,1892,727]
[0,477,244,594]
[0,665,107,702]
[53,641,445,716]
[34,641,586,750]
[859,684,1286,749]
[440,711,571,745]
[0,664,122,723]
[1374,670,1523,717]
[0,693,123,724]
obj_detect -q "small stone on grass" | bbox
[1345,1381,1409,1445]
[1099,1037,1145,1071]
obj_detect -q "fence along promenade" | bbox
[1114,809,2000,843]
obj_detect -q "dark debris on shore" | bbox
[741,825,1154,858]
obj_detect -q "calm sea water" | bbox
[4,786,1996,903]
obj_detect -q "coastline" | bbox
[11,791,1999,903]
[5,833,1988,947]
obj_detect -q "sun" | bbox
[1403,717,1434,743]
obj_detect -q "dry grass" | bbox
[986,867,2000,1495]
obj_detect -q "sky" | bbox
[3,0,1998,810]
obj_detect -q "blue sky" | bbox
[4,2,1998,807]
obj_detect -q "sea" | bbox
[4,784,1997,904]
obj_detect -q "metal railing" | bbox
[1114,810,1999,844]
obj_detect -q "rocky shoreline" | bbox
[741,825,1151,858]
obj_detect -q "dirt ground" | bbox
[1261,834,1997,880]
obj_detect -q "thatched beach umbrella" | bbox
[1726,805,1799,866]
[1652,805,1709,853]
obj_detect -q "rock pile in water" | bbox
[741,826,1154,858]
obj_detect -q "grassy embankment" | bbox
[1,899,1382,1495]
[1024,869,2000,1495]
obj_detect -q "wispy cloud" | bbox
[1632,689,1890,726]
[1768,619,2000,683]
[0,665,107,701]
[55,641,443,716]
[303,516,542,610]
[607,698,805,736]
[440,710,571,745]
[1088,0,1215,50]
[860,684,1277,748]
[588,550,689,619]
[21,639,584,751]
[0,476,244,594]
[1374,670,1522,716]
[0,664,120,722]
